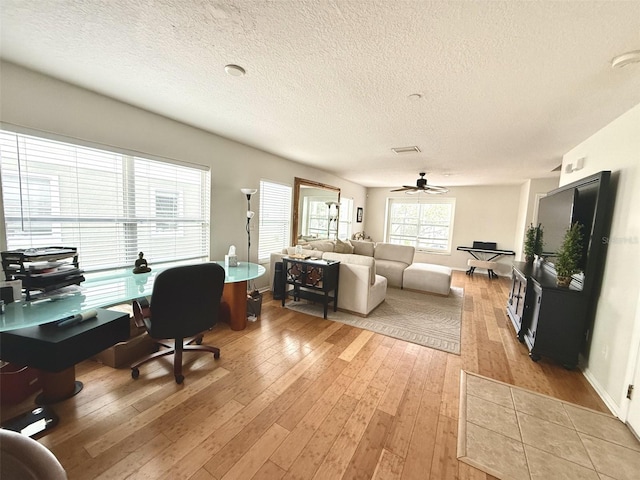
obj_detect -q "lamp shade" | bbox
[241,188,257,196]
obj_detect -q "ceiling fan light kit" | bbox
[611,50,640,69]
[391,146,421,154]
[391,172,449,195]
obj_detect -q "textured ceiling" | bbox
[1,1,639,188]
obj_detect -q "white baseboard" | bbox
[583,366,621,417]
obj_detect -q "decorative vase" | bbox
[557,276,572,288]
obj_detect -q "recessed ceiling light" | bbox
[611,50,640,68]
[224,64,246,76]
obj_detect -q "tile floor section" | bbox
[457,371,640,480]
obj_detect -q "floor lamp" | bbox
[241,188,257,264]
[326,201,340,240]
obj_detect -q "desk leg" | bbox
[35,366,83,405]
[222,280,248,331]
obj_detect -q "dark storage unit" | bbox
[282,257,340,319]
[506,266,532,342]
[508,261,588,368]
[506,171,612,368]
[272,261,285,300]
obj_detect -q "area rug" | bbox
[457,370,640,480]
[285,287,463,354]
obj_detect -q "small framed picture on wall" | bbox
[356,207,363,223]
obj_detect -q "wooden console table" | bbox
[282,257,340,319]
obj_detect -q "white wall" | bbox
[513,177,560,261]
[365,185,523,276]
[0,61,367,289]
[560,103,640,415]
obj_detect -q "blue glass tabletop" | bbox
[215,261,265,283]
[0,262,265,332]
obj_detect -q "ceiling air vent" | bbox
[392,146,421,154]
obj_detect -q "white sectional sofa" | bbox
[322,252,387,316]
[269,239,451,317]
[373,243,415,288]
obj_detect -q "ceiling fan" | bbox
[391,172,449,194]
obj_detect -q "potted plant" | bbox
[524,223,544,263]
[555,222,584,287]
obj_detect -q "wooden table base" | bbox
[35,366,83,405]
[221,280,248,331]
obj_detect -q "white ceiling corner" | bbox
[1,1,639,188]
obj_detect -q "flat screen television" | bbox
[536,173,605,273]
[537,188,576,257]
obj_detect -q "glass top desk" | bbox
[0,261,265,332]
[0,261,264,409]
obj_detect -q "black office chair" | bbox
[130,263,225,384]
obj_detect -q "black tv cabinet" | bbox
[507,262,588,369]
[506,170,612,368]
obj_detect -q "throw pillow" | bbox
[352,239,375,257]
[334,238,355,254]
[308,240,336,252]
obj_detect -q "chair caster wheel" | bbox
[214,351,220,360]
[131,368,140,379]
[175,375,184,384]
[529,353,541,362]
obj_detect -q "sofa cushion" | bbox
[334,238,354,254]
[374,259,408,288]
[403,263,452,295]
[323,252,376,285]
[374,243,415,265]
[351,239,375,257]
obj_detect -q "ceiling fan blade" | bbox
[392,173,448,194]
[425,185,449,194]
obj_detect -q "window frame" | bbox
[258,179,292,263]
[338,197,354,240]
[0,127,211,273]
[385,196,456,254]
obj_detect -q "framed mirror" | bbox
[293,177,341,245]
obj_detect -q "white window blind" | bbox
[338,197,353,240]
[258,180,292,263]
[386,197,456,253]
[0,130,210,272]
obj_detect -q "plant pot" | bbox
[525,256,534,264]
[557,276,572,288]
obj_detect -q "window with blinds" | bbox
[338,197,354,240]
[386,197,456,253]
[258,180,292,263]
[0,130,210,272]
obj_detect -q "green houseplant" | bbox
[555,222,584,287]
[524,223,544,262]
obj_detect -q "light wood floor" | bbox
[1,271,609,479]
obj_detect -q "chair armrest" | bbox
[132,297,151,329]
